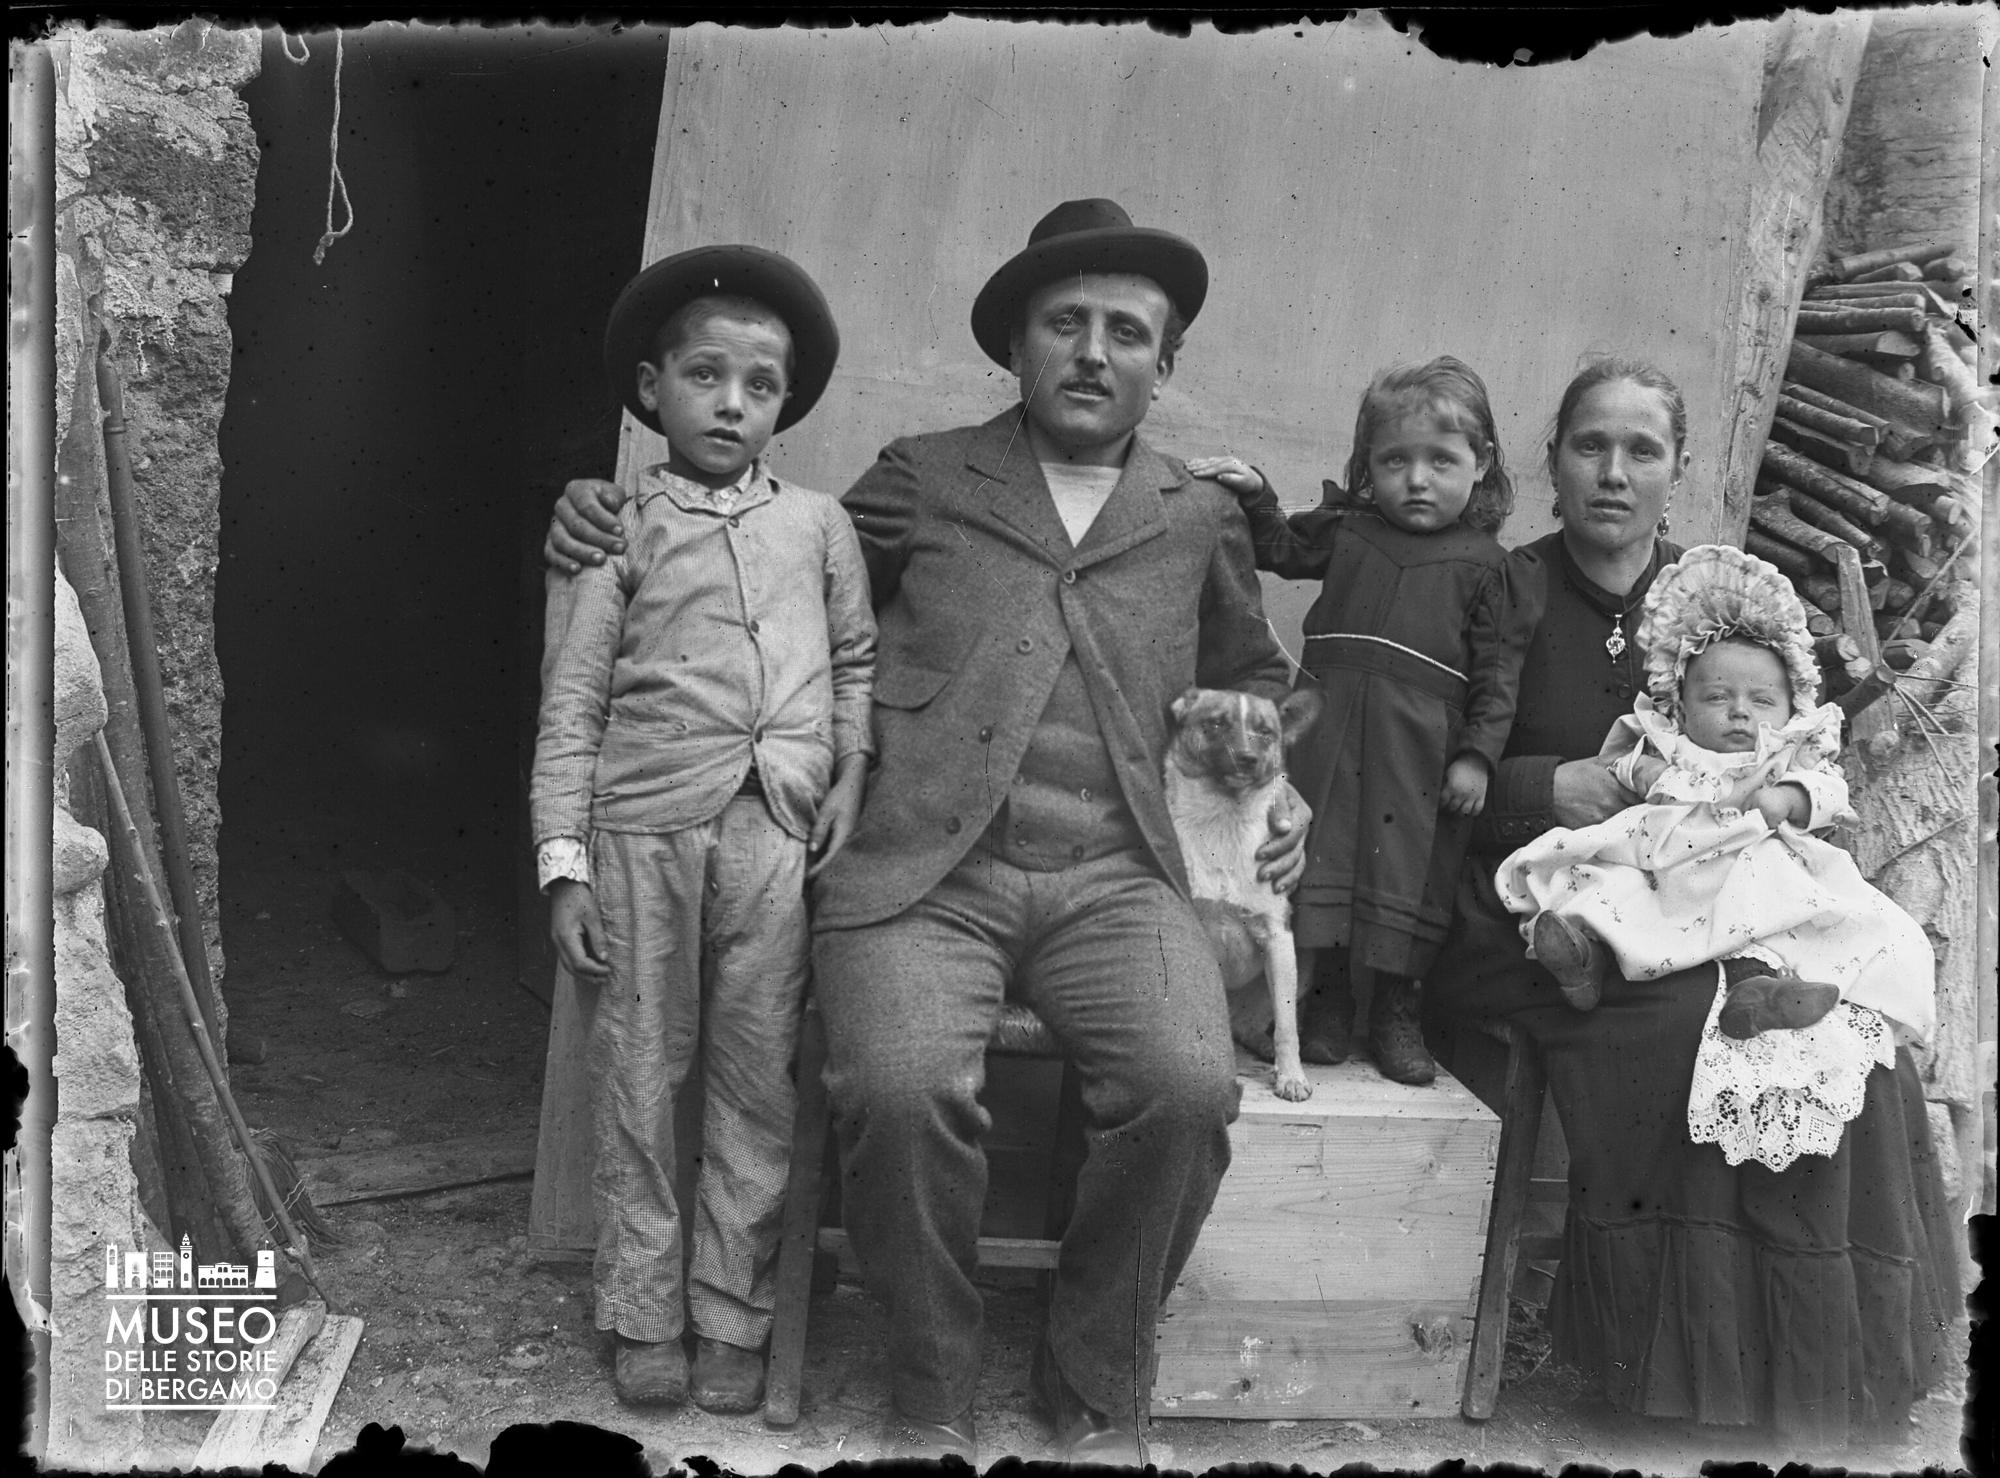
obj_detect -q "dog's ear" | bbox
[1278,687,1323,744]
[1170,686,1204,724]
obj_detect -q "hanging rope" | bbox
[313,30,354,265]
[276,28,356,265]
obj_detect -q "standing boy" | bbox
[530,247,875,1411]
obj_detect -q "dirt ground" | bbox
[173,799,1972,1476]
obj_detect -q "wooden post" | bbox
[1717,10,1873,545]
[1975,9,2000,1222]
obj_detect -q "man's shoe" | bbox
[879,1405,977,1463]
[1531,912,1609,1012]
[690,1335,766,1415]
[1029,1334,1147,1467]
[613,1334,688,1406]
[1718,975,1841,1040]
[1368,976,1436,1086]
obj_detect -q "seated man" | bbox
[547,199,1307,1464]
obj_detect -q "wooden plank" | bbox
[1152,1299,1474,1418]
[254,1313,365,1475]
[193,1301,326,1471]
[814,1227,1060,1270]
[766,1003,833,1428]
[300,1129,535,1206]
[1716,10,1872,545]
[527,964,597,1251]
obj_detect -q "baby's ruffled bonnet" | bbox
[1635,544,1821,720]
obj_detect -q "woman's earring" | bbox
[1550,499,1563,521]
[1657,507,1672,537]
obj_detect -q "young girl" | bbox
[1496,543,1936,1169]
[1190,357,1534,1085]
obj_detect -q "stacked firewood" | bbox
[1746,241,1987,704]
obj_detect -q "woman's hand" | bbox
[807,755,870,879]
[545,478,631,572]
[1254,781,1312,893]
[1551,755,1640,829]
[548,879,611,978]
[1184,455,1264,498]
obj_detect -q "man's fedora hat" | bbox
[604,244,840,435]
[969,198,1208,368]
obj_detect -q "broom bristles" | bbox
[248,1125,341,1250]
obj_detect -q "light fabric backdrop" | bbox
[618,14,1771,650]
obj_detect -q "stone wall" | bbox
[54,20,261,999]
[46,20,261,1467]
[46,570,157,1468]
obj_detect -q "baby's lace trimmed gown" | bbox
[1496,696,1935,1170]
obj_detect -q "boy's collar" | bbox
[636,458,777,514]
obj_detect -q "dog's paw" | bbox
[1273,1071,1313,1102]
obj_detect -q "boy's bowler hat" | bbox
[970,198,1208,368]
[605,245,839,434]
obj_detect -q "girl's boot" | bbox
[1298,951,1356,1064]
[1369,974,1435,1085]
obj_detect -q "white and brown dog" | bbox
[1165,685,1322,1101]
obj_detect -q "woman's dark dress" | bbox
[1426,531,1961,1446]
[1239,490,1534,976]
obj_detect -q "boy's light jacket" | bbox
[532,463,876,845]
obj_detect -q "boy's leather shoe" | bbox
[614,1335,689,1406]
[691,1336,766,1414]
[1368,977,1436,1086]
[1029,1333,1147,1467]
[879,1405,977,1463]
[1532,912,1608,1012]
[1718,975,1841,1040]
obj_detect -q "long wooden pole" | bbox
[91,733,333,1311]
[8,39,58,1461]
[1975,4,2000,1223]
[1716,10,1873,546]
[96,347,227,1042]
[54,300,231,1261]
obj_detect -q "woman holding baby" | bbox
[1423,357,1961,1452]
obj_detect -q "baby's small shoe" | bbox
[1718,975,1840,1041]
[614,1334,689,1406]
[691,1335,767,1414]
[1532,913,1607,1012]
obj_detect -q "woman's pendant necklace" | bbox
[1605,616,1628,660]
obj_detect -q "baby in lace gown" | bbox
[1496,545,1935,1171]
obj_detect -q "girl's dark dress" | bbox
[1240,485,1536,977]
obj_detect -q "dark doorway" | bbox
[215,24,671,1137]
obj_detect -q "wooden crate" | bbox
[1152,1050,1499,1419]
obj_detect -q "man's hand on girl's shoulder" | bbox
[546,477,630,572]
[1184,455,1264,499]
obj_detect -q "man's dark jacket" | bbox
[813,408,1292,930]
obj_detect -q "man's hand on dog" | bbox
[1255,782,1311,893]
[1441,755,1489,817]
[548,879,612,978]
[546,477,630,572]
